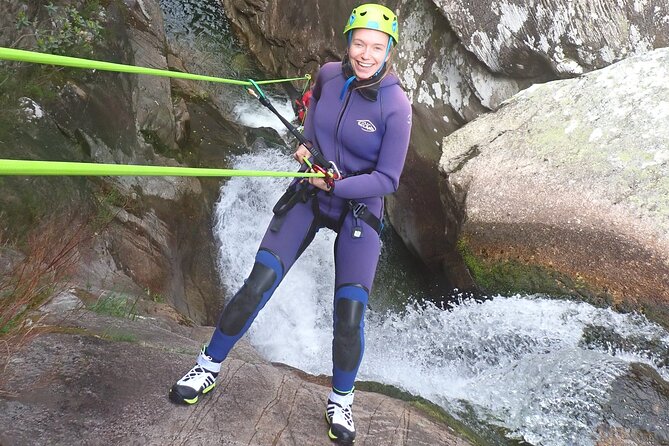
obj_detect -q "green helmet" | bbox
[343,4,399,45]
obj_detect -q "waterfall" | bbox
[213,135,669,446]
[156,3,669,443]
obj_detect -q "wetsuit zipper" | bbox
[334,79,382,175]
[334,89,354,174]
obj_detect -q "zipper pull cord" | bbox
[340,75,356,100]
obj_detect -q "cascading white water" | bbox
[232,98,295,135]
[155,0,669,440]
[157,2,669,442]
[214,122,669,446]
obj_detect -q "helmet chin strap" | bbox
[373,40,393,77]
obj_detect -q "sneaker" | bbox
[169,346,221,405]
[325,390,355,444]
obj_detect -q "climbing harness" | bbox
[349,200,383,238]
[246,76,386,238]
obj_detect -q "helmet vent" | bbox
[343,4,399,44]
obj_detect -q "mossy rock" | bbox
[457,236,615,307]
[356,380,530,446]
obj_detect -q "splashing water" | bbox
[213,118,669,445]
[232,97,295,137]
[157,2,669,441]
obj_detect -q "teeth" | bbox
[359,62,373,67]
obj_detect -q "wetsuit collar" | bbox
[341,56,387,102]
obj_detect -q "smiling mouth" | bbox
[357,61,373,68]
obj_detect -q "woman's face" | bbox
[348,28,391,80]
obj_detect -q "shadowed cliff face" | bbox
[0,0,250,324]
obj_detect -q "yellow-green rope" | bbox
[0,47,308,86]
[0,159,323,178]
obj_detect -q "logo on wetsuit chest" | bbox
[356,119,377,133]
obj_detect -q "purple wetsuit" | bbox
[207,61,412,393]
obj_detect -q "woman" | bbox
[169,4,411,444]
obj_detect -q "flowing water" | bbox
[212,141,669,446]
[158,2,669,444]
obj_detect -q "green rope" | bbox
[0,159,324,178]
[0,48,314,178]
[301,74,312,95]
[0,47,309,86]
[247,78,266,99]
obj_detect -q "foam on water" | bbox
[232,97,295,137]
[213,147,336,372]
[213,135,669,446]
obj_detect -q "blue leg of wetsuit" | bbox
[330,204,382,393]
[206,197,319,362]
[206,187,383,396]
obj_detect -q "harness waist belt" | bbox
[348,200,383,235]
[270,184,383,236]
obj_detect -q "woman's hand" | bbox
[293,144,312,164]
[308,175,332,192]
[293,143,333,191]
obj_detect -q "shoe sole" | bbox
[169,382,216,405]
[325,412,355,444]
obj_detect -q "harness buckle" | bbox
[350,202,367,218]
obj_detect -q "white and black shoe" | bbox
[169,346,221,405]
[325,390,356,444]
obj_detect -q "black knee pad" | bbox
[333,298,365,372]
[219,257,278,336]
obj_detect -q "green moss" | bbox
[355,381,529,445]
[140,129,172,156]
[457,236,613,307]
[636,303,669,333]
[88,292,140,320]
[146,289,164,303]
[355,381,485,445]
[90,185,134,230]
[100,330,137,343]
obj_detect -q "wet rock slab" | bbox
[0,310,472,446]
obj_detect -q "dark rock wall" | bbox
[0,0,237,324]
